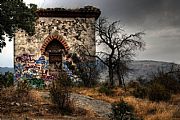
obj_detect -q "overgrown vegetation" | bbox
[111,101,140,120]
[66,53,99,87]
[149,67,180,94]
[49,72,73,114]
[132,85,147,99]
[0,72,89,118]
[147,83,171,102]
[98,85,114,96]
[73,87,179,120]
[27,78,45,89]
[0,72,13,89]
[76,61,98,87]
[130,65,180,102]
[16,79,30,96]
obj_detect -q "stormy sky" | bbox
[0,0,180,67]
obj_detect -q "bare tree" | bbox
[74,17,145,87]
[95,17,145,86]
[115,60,130,87]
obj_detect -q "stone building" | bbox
[14,6,101,82]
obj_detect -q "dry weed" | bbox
[73,87,179,120]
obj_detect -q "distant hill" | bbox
[97,60,180,82]
[0,67,14,74]
[127,60,179,81]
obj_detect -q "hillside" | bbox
[128,60,179,80]
[98,60,180,82]
[0,67,14,74]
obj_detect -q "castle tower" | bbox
[14,6,101,81]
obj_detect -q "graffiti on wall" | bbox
[15,54,54,87]
[16,54,34,63]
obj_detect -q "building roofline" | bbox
[36,6,101,20]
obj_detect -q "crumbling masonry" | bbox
[14,6,101,84]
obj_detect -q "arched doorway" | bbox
[41,35,70,77]
[45,39,65,77]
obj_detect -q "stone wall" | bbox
[14,16,96,82]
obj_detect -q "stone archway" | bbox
[41,35,70,77]
[41,35,70,54]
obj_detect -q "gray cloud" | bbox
[99,0,180,29]
[40,0,180,29]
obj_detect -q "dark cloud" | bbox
[45,0,180,29]
[97,0,180,29]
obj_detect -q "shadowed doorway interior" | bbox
[45,39,65,77]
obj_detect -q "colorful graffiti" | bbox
[15,54,54,87]
[16,54,34,63]
[14,51,97,88]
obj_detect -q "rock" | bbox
[11,102,15,106]
[71,93,112,119]
[16,102,20,106]
[22,103,29,106]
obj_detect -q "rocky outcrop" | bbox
[71,93,112,119]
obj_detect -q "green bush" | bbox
[111,101,140,120]
[4,72,14,87]
[98,85,114,96]
[147,83,171,102]
[0,72,14,89]
[49,72,73,114]
[28,78,45,89]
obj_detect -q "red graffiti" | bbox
[16,54,34,63]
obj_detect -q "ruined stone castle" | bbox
[14,6,101,82]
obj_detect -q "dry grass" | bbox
[72,87,125,103]
[0,87,102,120]
[1,86,179,120]
[28,89,50,104]
[171,94,180,105]
[72,87,180,120]
[124,96,177,120]
[0,87,48,105]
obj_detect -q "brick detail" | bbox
[41,35,70,53]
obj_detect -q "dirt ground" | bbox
[0,87,107,120]
[1,87,180,120]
